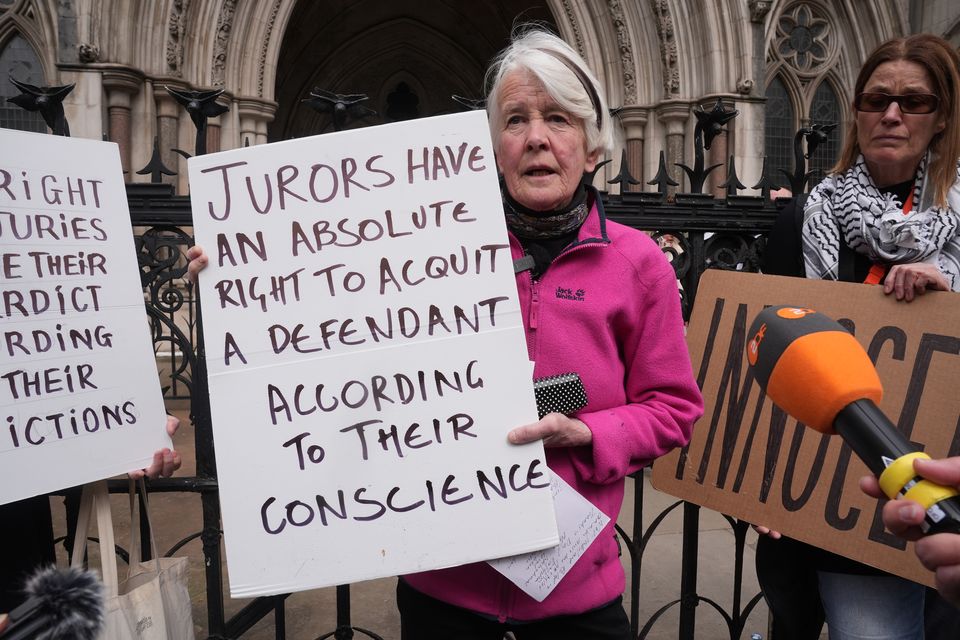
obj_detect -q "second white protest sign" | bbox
[0,130,170,505]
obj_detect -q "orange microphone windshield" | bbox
[746,306,882,433]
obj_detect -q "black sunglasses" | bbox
[853,92,940,114]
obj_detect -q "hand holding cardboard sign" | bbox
[750,524,782,539]
[883,263,951,302]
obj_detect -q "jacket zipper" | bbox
[524,241,602,363]
[529,279,540,331]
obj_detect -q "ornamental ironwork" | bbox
[775,3,833,74]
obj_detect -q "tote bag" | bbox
[72,480,195,640]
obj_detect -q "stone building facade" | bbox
[1,1,958,195]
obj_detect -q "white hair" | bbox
[485,28,613,157]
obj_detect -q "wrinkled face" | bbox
[856,60,946,186]
[495,71,598,211]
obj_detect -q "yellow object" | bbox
[904,479,959,510]
[879,452,931,498]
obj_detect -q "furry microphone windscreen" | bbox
[18,566,104,640]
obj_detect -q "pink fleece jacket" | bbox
[403,194,703,621]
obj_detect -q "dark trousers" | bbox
[925,588,960,640]
[756,536,824,640]
[0,496,55,611]
[397,579,632,640]
[757,535,960,640]
[0,488,82,612]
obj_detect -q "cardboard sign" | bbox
[187,111,558,597]
[652,269,960,585]
[0,130,170,504]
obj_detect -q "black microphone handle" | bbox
[0,612,48,640]
[925,499,960,534]
[834,400,916,476]
[0,566,104,640]
[835,399,960,535]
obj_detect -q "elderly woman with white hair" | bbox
[186,26,702,640]
[394,27,703,640]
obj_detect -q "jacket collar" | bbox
[571,185,609,246]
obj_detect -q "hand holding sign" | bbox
[128,415,182,480]
[507,413,592,448]
[184,245,208,284]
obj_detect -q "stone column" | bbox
[204,91,232,154]
[237,98,278,147]
[657,101,690,195]
[707,124,729,196]
[154,80,189,186]
[102,68,143,176]
[745,1,771,194]
[617,106,649,191]
[206,121,222,154]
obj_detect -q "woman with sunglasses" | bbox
[759,34,960,640]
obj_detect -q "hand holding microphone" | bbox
[862,456,960,607]
[746,305,960,535]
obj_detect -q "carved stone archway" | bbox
[1,0,914,194]
[269,0,554,141]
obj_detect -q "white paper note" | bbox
[488,472,610,602]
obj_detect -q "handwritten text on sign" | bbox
[652,270,960,585]
[0,130,169,504]
[188,111,558,597]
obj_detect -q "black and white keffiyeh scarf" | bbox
[801,153,960,291]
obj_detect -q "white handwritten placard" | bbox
[188,111,558,597]
[0,129,170,504]
[488,472,609,602]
